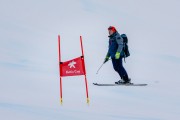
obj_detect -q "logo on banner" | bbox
[66,60,80,74]
[68,61,76,68]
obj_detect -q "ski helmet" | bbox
[108,26,116,32]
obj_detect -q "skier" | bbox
[104,26,131,84]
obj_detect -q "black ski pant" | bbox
[112,58,128,80]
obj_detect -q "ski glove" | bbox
[115,52,120,59]
[104,56,110,63]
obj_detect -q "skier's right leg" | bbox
[112,58,130,84]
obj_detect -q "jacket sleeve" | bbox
[116,36,124,53]
[106,52,110,57]
[106,43,110,57]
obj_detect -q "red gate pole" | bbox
[80,36,89,104]
[58,35,63,104]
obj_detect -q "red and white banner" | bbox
[60,56,86,77]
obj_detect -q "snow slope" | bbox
[0,0,180,120]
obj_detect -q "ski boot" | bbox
[115,76,131,84]
[123,75,131,84]
[115,80,125,84]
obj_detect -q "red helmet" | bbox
[108,26,116,32]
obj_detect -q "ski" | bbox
[93,83,147,86]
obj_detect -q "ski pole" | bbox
[96,63,104,74]
[96,59,111,74]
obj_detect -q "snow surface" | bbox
[0,0,180,120]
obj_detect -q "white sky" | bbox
[0,0,180,120]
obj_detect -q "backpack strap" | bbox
[124,57,126,63]
[123,41,126,63]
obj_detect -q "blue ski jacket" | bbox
[106,32,124,58]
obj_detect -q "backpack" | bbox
[121,34,130,58]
